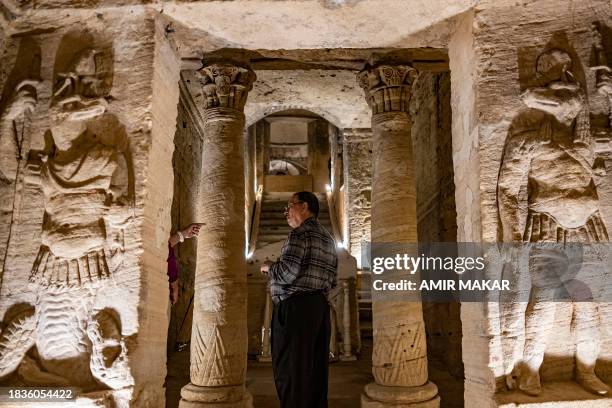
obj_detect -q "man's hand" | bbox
[182,223,203,239]
[169,280,179,305]
[260,259,273,276]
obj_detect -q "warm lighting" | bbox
[336,242,344,249]
[325,184,332,192]
[246,251,254,259]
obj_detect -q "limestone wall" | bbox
[342,128,372,264]
[451,1,612,406]
[308,118,332,193]
[0,6,181,406]
[167,92,204,353]
[411,71,463,385]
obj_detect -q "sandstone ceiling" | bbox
[2,1,471,52]
[1,0,462,130]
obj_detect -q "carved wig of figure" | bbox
[0,48,133,393]
[498,49,610,396]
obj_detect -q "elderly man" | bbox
[261,191,338,408]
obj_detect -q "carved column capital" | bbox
[357,64,418,115]
[196,63,256,112]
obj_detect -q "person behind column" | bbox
[260,191,338,408]
[168,223,202,305]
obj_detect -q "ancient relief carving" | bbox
[498,47,610,396]
[0,80,39,274]
[592,22,612,104]
[0,46,134,394]
[31,47,132,286]
[196,63,256,110]
[357,65,418,114]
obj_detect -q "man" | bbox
[260,191,338,408]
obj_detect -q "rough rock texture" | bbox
[0,4,183,406]
[411,71,463,405]
[162,0,466,52]
[247,70,371,129]
[167,89,204,353]
[2,1,611,407]
[453,1,612,406]
[342,128,372,264]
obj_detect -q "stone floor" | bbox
[165,339,464,408]
[165,343,373,408]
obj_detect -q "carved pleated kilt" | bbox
[30,245,112,287]
[523,209,609,292]
[523,209,609,243]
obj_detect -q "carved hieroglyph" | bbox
[357,63,439,407]
[180,62,256,407]
[498,47,610,396]
[0,47,134,395]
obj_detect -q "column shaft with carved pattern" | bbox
[357,64,439,407]
[180,63,256,408]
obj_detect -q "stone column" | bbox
[180,63,256,408]
[357,64,439,407]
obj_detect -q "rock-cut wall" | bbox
[0,7,181,407]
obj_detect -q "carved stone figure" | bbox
[0,47,134,395]
[498,48,610,396]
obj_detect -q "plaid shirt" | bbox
[269,217,338,303]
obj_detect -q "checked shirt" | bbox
[269,217,338,303]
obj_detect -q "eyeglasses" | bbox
[284,201,304,213]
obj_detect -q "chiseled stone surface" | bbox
[1,1,612,407]
[342,128,372,264]
[455,0,612,406]
[167,91,205,353]
[411,71,463,395]
[0,5,180,407]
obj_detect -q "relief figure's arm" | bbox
[498,132,531,242]
[0,83,37,185]
[105,128,133,227]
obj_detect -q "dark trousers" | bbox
[271,291,331,408]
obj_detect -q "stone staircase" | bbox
[256,192,333,248]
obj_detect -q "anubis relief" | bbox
[0,46,134,396]
[499,41,611,396]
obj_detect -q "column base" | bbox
[340,354,358,361]
[361,381,440,408]
[256,354,272,363]
[179,384,253,408]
